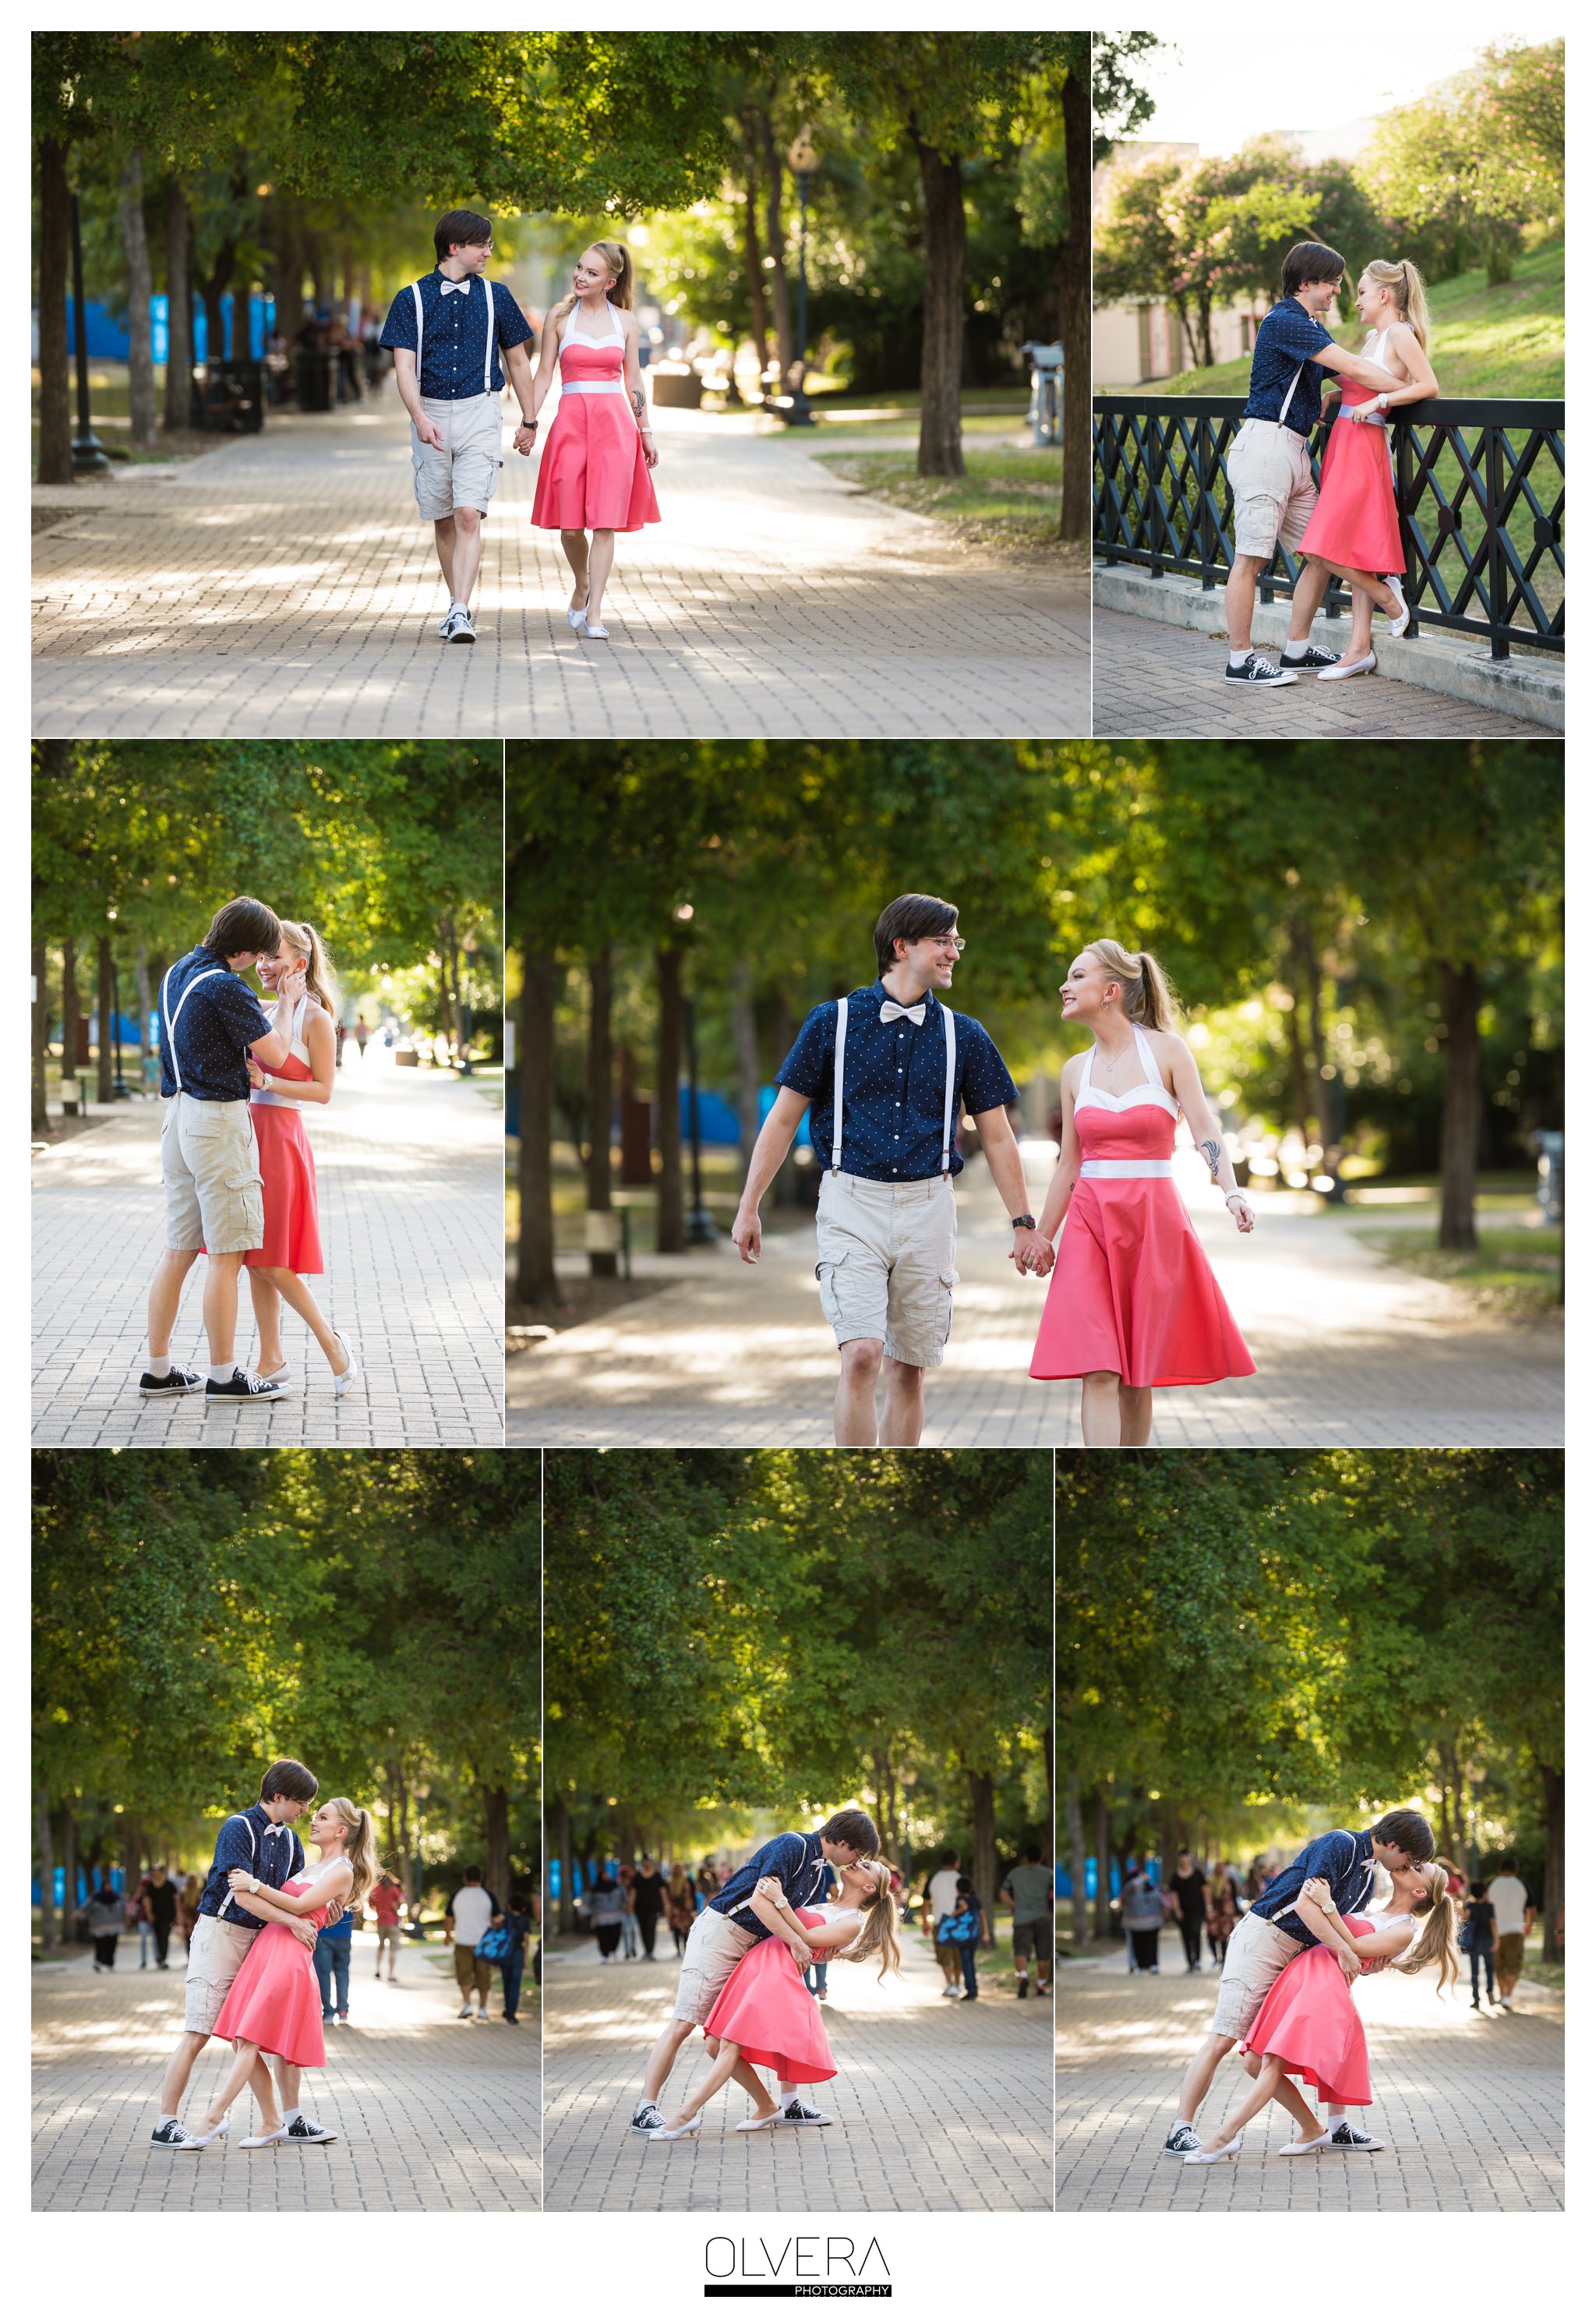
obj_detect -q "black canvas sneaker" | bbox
[283,2114,337,2144]
[1326,2119,1384,2150]
[781,2099,832,2125]
[1164,2121,1202,2155]
[630,2102,666,2134]
[204,1369,287,1402]
[138,1365,204,1398]
[1223,653,1298,685]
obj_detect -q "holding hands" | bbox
[512,421,538,456]
[1011,1231,1054,1279]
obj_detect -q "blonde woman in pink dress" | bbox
[521,240,661,640]
[651,1861,902,2139]
[1298,260,1439,681]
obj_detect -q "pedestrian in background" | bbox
[664,1863,697,1956]
[369,1870,404,1981]
[143,1865,178,1970]
[630,1857,666,1961]
[1485,1856,1535,2016]
[445,1864,501,2018]
[1205,1867,1240,1970]
[937,1879,983,2001]
[999,1842,1054,1998]
[1461,1879,1499,2012]
[922,1848,964,2000]
[1121,1861,1164,1973]
[1169,1849,1208,1974]
[313,1899,355,2027]
[84,1879,123,1968]
[582,1869,625,1963]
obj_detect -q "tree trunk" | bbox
[517,954,557,1307]
[135,945,152,1061]
[483,1784,510,1906]
[37,139,74,485]
[1540,1760,1562,1968]
[119,153,157,449]
[751,104,795,380]
[738,138,771,380]
[1282,972,1311,1147]
[1065,1769,1089,1948]
[655,945,685,1254]
[1435,1738,1461,1866]
[913,133,967,477]
[730,956,761,1164]
[966,1765,998,1931]
[61,939,79,1082]
[35,1789,58,1953]
[60,1805,76,1934]
[1290,910,1337,1174]
[1060,65,1091,541]
[396,1759,414,1908]
[585,946,616,1277]
[1437,959,1481,1251]
[556,1795,574,1933]
[1197,291,1216,369]
[31,940,50,1136]
[1093,1789,1110,1937]
[97,934,115,1104]
[163,176,192,433]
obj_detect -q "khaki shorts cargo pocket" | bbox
[937,1263,959,1348]
[816,1252,848,1328]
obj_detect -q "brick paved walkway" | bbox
[33,1937,536,2211]
[1056,1941,1563,2212]
[542,1931,1050,2213]
[31,393,1088,740]
[1092,609,1549,737]
[33,1049,503,1446]
[508,1152,1562,1447]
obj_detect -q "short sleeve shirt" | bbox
[197,1805,307,1933]
[1248,1828,1377,1946]
[379,271,533,401]
[158,947,271,1102]
[1243,299,1337,437]
[711,1831,828,1945]
[1001,1864,1054,1926]
[775,984,1019,1181]
[1486,1876,1530,1934]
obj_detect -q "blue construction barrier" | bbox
[62,292,277,364]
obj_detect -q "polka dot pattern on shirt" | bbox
[775,982,1019,1179]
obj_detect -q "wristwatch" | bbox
[1012,1214,1036,1231]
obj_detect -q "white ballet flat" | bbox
[1278,2134,1330,2155]
[1382,573,1411,637]
[1183,2139,1242,2164]
[330,1332,362,1400]
[582,620,610,640]
[175,2116,230,2150]
[648,2112,702,2140]
[1317,652,1377,680]
[566,584,590,631]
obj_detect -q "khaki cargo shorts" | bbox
[183,1913,256,2036]
[1212,1908,1301,2040]
[814,1170,959,1369]
[1226,417,1317,558]
[673,1907,757,2027]
[162,1094,263,1256]
[412,390,504,520]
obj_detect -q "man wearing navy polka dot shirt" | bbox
[380,208,538,645]
[138,896,302,1404]
[733,893,1054,1445]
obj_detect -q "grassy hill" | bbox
[1106,239,1563,401]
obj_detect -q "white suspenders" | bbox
[1275,360,1306,428]
[411,274,497,395]
[214,1812,256,1920]
[830,998,959,1175]
[160,963,227,1092]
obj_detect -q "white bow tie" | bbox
[263,1823,288,1837]
[880,1001,926,1026]
[439,278,473,295]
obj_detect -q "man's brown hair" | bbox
[204,896,282,959]
[1371,1807,1435,1861]
[819,1806,881,1858]
[260,1759,318,1804]
[1282,240,1345,296]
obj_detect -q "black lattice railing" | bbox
[1093,394,1564,660]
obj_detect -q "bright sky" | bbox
[1107,27,1560,159]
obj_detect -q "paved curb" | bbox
[1093,562,1564,732]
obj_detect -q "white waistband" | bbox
[560,380,626,396]
[1337,405,1386,426]
[1079,1159,1175,1178]
[249,1087,289,1108]
[822,1170,951,1197]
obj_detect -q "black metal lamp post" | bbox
[110,956,128,1097]
[683,995,717,1243]
[786,129,817,426]
[69,193,111,476]
[461,930,476,1076]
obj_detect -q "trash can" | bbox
[295,347,337,412]
[190,359,265,433]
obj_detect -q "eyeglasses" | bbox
[927,936,966,954]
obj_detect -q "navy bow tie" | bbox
[880,1000,926,1026]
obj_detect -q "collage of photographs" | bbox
[29,23,1564,2248]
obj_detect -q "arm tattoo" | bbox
[1200,1138,1222,1182]
[630,387,645,422]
